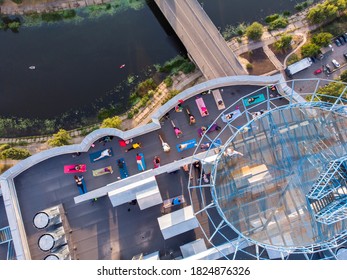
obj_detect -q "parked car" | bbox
[339,36,346,45]
[341,34,347,43]
[314,68,322,75]
[344,53,347,60]
[332,59,340,68]
[335,38,342,47]
[325,64,332,73]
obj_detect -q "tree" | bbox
[317,81,345,102]
[100,116,122,129]
[268,17,289,30]
[47,129,71,147]
[301,42,321,57]
[274,34,293,52]
[0,148,31,160]
[340,70,347,83]
[246,22,264,41]
[307,2,338,24]
[312,32,333,47]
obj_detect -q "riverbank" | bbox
[0,0,144,15]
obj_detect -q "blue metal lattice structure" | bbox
[188,78,347,260]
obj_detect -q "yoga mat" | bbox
[176,139,197,152]
[89,148,113,163]
[118,139,127,147]
[92,166,113,177]
[117,158,129,179]
[76,177,88,195]
[243,93,266,107]
[137,153,146,171]
[64,164,86,174]
[221,109,241,123]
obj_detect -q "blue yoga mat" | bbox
[137,153,146,171]
[176,139,197,152]
[202,138,222,150]
[77,177,88,195]
[243,94,265,107]
[117,158,129,179]
[89,148,113,163]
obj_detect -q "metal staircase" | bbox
[307,157,347,200]
[0,227,11,245]
[0,226,15,260]
[307,156,347,225]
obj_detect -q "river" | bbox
[0,0,303,126]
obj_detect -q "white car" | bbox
[332,59,340,68]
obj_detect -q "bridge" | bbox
[154,0,246,79]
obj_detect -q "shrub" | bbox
[301,42,321,57]
[265,14,280,23]
[246,22,264,41]
[100,116,122,129]
[181,61,196,74]
[1,148,31,160]
[340,70,347,83]
[127,112,134,119]
[0,144,10,152]
[8,21,21,30]
[274,34,293,51]
[268,17,289,30]
[164,76,173,87]
[134,78,157,98]
[311,32,333,47]
[47,129,71,147]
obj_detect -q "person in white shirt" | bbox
[224,147,243,157]
[93,149,112,161]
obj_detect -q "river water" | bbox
[0,0,300,121]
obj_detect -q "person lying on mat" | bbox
[179,143,188,150]
[186,108,196,125]
[248,96,259,104]
[70,164,83,171]
[93,149,112,161]
[225,113,234,120]
[153,156,161,168]
[125,142,142,152]
[104,167,112,173]
[117,159,124,169]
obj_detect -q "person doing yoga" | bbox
[93,149,112,161]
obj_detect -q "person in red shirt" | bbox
[136,153,144,171]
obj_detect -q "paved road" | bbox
[154,0,246,79]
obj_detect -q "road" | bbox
[154,0,246,79]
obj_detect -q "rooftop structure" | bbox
[189,79,347,259]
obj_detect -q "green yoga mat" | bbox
[243,94,265,107]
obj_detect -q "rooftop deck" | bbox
[10,83,289,260]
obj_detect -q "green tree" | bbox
[246,22,264,41]
[301,42,321,57]
[340,70,347,83]
[1,148,31,160]
[47,129,71,147]
[268,17,289,30]
[316,81,345,103]
[265,14,280,23]
[8,21,20,30]
[312,32,333,46]
[307,2,338,24]
[274,34,293,51]
[100,116,122,129]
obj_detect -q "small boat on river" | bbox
[29,66,36,70]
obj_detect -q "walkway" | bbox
[154,0,246,79]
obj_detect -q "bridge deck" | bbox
[154,0,246,79]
